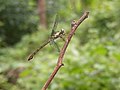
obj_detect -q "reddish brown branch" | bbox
[42,11,89,90]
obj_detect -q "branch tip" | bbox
[84,11,89,18]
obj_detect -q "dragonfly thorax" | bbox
[52,29,65,39]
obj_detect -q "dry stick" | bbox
[42,11,89,90]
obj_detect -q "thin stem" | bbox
[42,11,89,90]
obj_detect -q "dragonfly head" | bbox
[60,29,65,35]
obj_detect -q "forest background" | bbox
[0,0,120,90]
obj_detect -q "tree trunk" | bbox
[38,0,47,28]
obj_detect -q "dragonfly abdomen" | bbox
[28,39,50,61]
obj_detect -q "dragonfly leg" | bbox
[60,36,66,42]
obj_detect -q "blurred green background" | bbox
[0,0,120,90]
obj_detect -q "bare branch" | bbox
[42,11,89,90]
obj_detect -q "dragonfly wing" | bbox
[51,14,59,37]
[50,40,60,52]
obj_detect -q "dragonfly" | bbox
[27,14,65,61]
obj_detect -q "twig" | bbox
[42,11,89,90]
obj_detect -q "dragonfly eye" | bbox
[60,29,64,34]
[61,29,64,31]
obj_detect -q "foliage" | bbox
[0,0,120,90]
[0,0,38,46]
